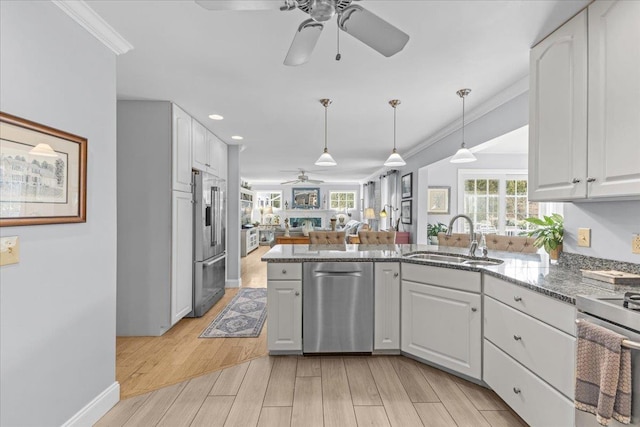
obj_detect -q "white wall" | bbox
[227,146,242,287]
[0,2,118,426]
[564,201,640,264]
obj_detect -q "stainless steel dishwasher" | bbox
[303,262,374,354]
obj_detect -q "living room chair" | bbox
[357,231,396,245]
[308,231,346,244]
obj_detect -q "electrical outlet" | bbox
[578,228,591,248]
[633,234,640,254]
[0,236,20,266]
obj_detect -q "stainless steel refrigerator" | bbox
[188,170,226,317]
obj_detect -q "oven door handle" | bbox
[576,319,640,350]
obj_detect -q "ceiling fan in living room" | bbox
[280,169,325,184]
[194,0,410,65]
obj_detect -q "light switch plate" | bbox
[0,236,20,266]
[578,228,591,247]
[633,234,640,254]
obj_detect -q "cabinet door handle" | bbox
[513,335,522,341]
[587,177,596,182]
[471,307,478,312]
[393,273,399,278]
[513,387,521,394]
[282,269,287,274]
[294,291,300,296]
[571,178,581,184]
[513,296,522,302]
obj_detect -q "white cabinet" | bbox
[241,228,258,257]
[374,262,400,351]
[172,104,193,193]
[529,1,640,201]
[587,0,640,198]
[171,191,193,324]
[267,263,302,353]
[191,120,228,180]
[192,119,208,172]
[401,266,482,379]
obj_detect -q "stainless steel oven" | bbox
[576,292,640,427]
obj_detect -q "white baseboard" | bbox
[226,278,241,288]
[62,381,120,427]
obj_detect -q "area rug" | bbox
[200,288,267,338]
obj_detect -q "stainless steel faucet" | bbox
[446,214,478,257]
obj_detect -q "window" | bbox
[256,191,282,209]
[459,171,538,235]
[329,191,356,210]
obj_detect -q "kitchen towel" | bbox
[575,320,632,425]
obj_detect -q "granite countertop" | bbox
[261,244,639,304]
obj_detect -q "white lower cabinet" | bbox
[267,263,302,352]
[401,277,482,379]
[485,340,575,427]
[374,262,400,351]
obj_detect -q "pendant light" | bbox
[450,88,477,163]
[384,99,406,167]
[315,98,337,166]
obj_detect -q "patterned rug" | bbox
[200,288,267,338]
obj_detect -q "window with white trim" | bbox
[458,170,539,235]
[256,191,282,209]
[329,191,356,210]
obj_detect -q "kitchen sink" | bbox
[462,259,504,267]
[405,253,468,264]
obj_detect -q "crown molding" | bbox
[52,0,133,55]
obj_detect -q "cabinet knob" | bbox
[295,291,300,296]
[282,269,287,274]
[513,335,522,341]
[513,296,522,302]
[587,177,596,183]
[571,178,581,184]
[471,307,478,312]
[394,272,399,278]
[513,387,521,394]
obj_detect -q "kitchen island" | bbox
[262,243,638,427]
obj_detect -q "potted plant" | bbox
[524,214,564,261]
[427,222,448,245]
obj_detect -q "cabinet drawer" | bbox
[484,275,576,335]
[402,263,481,293]
[267,263,302,280]
[484,340,575,427]
[484,296,575,398]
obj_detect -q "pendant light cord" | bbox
[324,104,328,150]
[393,105,397,150]
[462,94,466,148]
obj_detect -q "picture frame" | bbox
[291,187,320,209]
[427,186,450,214]
[401,199,412,224]
[401,172,412,199]
[0,112,87,226]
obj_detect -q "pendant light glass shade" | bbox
[451,88,477,164]
[315,98,337,166]
[384,99,406,167]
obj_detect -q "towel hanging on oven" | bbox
[575,320,632,425]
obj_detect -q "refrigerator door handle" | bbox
[211,187,217,246]
[203,254,225,267]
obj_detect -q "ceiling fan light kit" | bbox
[315,98,337,166]
[451,88,477,164]
[384,99,406,167]
[309,0,336,22]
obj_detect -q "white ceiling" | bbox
[89,0,588,183]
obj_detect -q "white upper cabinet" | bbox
[529,10,588,201]
[192,119,208,172]
[529,1,640,201]
[172,104,193,193]
[587,0,640,198]
[207,130,222,178]
[219,139,228,181]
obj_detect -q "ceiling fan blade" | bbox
[338,5,409,57]
[280,179,301,185]
[306,179,324,184]
[284,19,324,66]
[195,0,285,11]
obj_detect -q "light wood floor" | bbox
[98,354,528,427]
[116,246,271,399]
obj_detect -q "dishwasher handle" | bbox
[313,270,363,277]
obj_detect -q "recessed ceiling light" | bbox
[231,135,244,140]
[208,114,223,120]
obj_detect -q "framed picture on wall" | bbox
[401,173,412,199]
[427,186,450,214]
[0,112,87,226]
[291,187,320,209]
[401,199,412,224]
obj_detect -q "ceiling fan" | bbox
[280,169,325,184]
[195,0,410,66]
